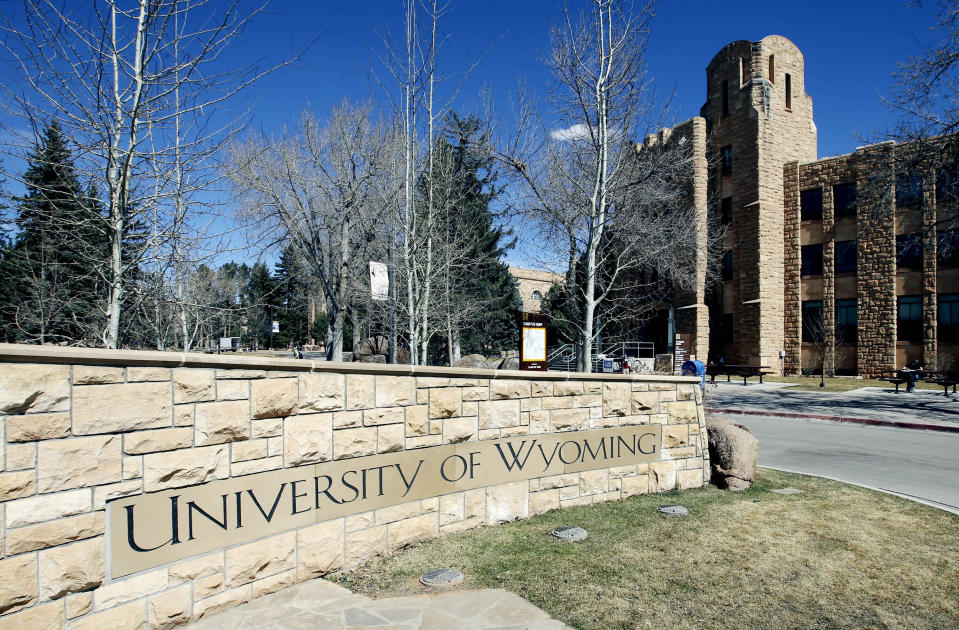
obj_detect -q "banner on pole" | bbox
[370,262,389,301]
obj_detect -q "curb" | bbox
[759,466,959,516]
[706,408,959,434]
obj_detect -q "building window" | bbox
[785,73,792,110]
[939,294,959,343]
[896,233,923,270]
[835,299,858,343]
[722,250,734,281]
[722,80,729,117]
[721,197,733,225]
[834,183,856,218]
[768,55,775,83]
[531,290,543,302]
[800,188,823,220]
[721,145,732,175]
[720,313,734,345]
[896,173,923,208]
[897,295,922,343]
[835,240,857,273]
[802,300,823,343]
[936,167,959,204]
[801,243,823,276]
[939,230,959,267]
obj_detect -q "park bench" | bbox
[926,370,959,396]
[706,364,772,385]
[878,375,910,392]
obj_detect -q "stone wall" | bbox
[0,345,708,629]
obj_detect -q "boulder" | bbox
[353,337,410,364]
[497,356,520,370]
[453,354,489,369]
[706,416,758,491]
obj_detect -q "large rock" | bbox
[497,356,520,370]
[706,416,758,491]
[353,336,410,364]
[453,354,488,369]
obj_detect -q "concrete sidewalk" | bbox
[704,381,959,431]
[184,579,573,630]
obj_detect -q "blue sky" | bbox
[0,0,946,268]
[237,0,943,159]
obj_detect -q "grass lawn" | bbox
[339,469,959,630]
[761,375,938,393]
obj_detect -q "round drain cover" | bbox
[420,568,464,587]
[657,504,689,517]
[551,526,588,542]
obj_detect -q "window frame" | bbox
[897,295,922,343]
[939,293,959,343]
[720,197,733,226]
[802,300,823,343]
[896,233,923,271]
[800,188,823,221]
[833,182,856,218]
[801,243,824,277]
[938,230,959,268]
[835,298,857,344]
[720,145,732,176]
[896,173,923,209]
[834,240,857,274]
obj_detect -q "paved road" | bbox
[705,381,959,428]
[717,413,959,514]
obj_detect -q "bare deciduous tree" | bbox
[228,102,393,362]
[496,0,708,371]
[0,0,292,348]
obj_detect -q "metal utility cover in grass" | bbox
[657,505,689,516]
[552,526,588,542]
[770,488,805,495]
[420,568,464,587]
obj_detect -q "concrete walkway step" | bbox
[183,578,573,630]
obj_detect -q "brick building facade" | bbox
[669,35,959,376]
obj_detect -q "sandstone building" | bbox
[664,35,958,376]
[509,266,565,313]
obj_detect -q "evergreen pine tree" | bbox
[1,123,107,344]
[243,262,277,349]
[273,245,310,348]
[441,113,522,358]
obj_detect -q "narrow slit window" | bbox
[722,80,729,117]
[768,55,775,83]
[785,73,792,110]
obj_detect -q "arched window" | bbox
[531,290,543,302]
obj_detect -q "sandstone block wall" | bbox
[0,345,708,629]
[783,136,959,376]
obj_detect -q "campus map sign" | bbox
[108,425,661,576]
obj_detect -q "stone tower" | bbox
[703,35,817,366]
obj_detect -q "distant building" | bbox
[509,266,564,313]
[650,35,958,376]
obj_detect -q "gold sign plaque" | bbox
[108,425,661,577]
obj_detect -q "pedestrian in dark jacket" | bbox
[903,359,923,393]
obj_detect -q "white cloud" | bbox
[550,123,593,142]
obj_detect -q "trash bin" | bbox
[681,360,706,391]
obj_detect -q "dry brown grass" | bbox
[763,375,937,393]
[339,469,959,630]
